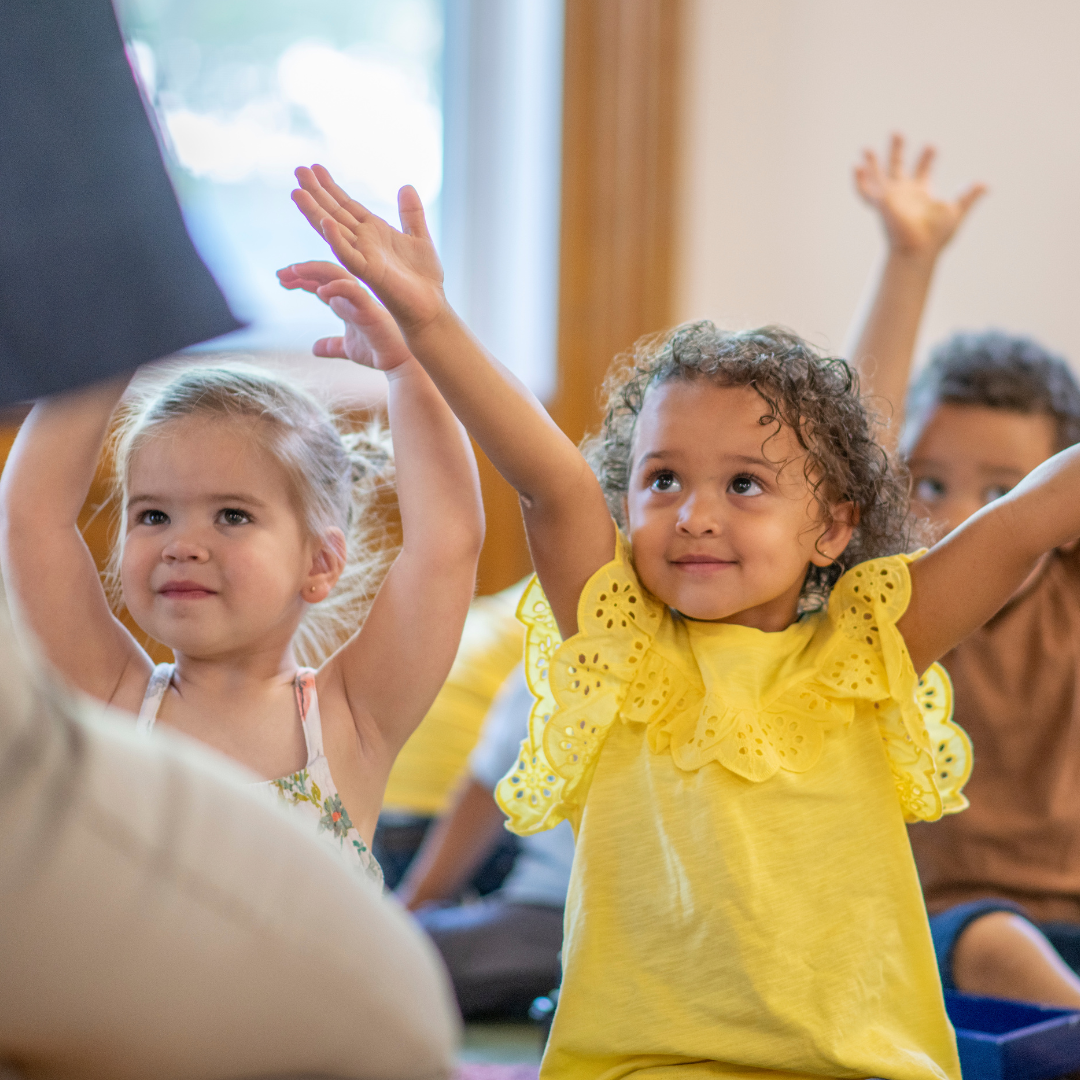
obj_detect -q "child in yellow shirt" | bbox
[288,163,1080,1080]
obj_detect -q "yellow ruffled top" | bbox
[496,536,970,1080]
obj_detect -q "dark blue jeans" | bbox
[930,899,1080,991]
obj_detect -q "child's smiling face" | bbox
[624,380,854,631]
[120,416,320,660]
[907,403,1057,537]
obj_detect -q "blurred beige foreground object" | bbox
[0,594,458,1080]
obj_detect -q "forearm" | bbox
[404,307,590,509]
[402,306,614,634]
[903,443,1080,671]
[397,778,508,909]
[845,251,938,444]
[0,377,128,535]
[385,357,484,565]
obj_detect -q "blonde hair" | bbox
[106,362,396,666]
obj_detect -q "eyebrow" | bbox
[909,458,1028,478]
[127,493,268,507]
[635,450,778,471]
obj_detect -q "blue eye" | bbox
[729,475,763,496]
[649,471,681,493]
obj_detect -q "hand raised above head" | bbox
[854,133,986,259]
[277,259,413,372]
[291,165,447,336]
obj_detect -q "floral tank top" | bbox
[137,664,383,887]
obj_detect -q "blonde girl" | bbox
[0,258,483,884]
[290,164,1080,1080]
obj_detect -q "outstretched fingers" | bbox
[914,145,937,182]
[854,149,884,202]
[957,181,989,216]
[319,216,370,279]
[397,185,431,240]
[313,335,348,359]
[311,164,377,227]
[277,261,353,295]
[291,187,357,245]
[294,167,359,237]
[887,132,905,178]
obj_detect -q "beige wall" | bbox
[675,0,1080,368]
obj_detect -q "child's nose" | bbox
[161,535,210,562]
[676,491,722,536]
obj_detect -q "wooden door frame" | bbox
[476,0,684,594]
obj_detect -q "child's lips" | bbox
[671,555,734,575]
[158,580,217,599]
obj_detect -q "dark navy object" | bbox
[946,991,1080,1080]
[0,0,241,404]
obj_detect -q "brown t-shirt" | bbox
[910,546,1080,924]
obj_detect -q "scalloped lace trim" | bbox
[495,539,972,833]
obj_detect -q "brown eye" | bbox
[650,471,680,493]
[139,509,168,526]
[729,475,763,496]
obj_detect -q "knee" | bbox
[953,911,1040,982]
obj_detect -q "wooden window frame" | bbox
[476,0,684,594]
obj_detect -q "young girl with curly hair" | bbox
[291,163,1080,1080]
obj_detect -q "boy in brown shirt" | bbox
[849,134,1080,1007]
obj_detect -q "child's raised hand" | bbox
[291,165,445,336]
[854,134,986,259]
[277,260,413,372]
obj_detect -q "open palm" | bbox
[855,134,986,257]
[277,260,412,371]
[292,165,446,334]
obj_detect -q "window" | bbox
[116,0,444,351]
[117,0,564,398]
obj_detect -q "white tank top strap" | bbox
[293,668,323,765]
[136,663,174,733]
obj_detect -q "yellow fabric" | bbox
[497,537,970,1080]
[383,579,527,816]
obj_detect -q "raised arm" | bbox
[900,442,1080,673]
[0,378,152,710]
[845,134,986,450]
[279,260,483,757]
[290,166,614,637]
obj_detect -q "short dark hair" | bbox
[903,331,1080,455]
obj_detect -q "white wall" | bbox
[676,0,1080,368]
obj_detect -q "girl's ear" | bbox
[809,501,858,568]
[303,527,347,604]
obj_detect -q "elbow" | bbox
[437,503,486,568]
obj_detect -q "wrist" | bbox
[382,353,423,382]
[884,245,941,273]
[401,298,460,356]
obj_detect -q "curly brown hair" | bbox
[582,321,916,595]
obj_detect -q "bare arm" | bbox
[845,135,986,451]
[396,778,508,909]
[901,443,1080,672]
[0,378,152,708]
[290,167,614,637]
[280,262,484,757]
